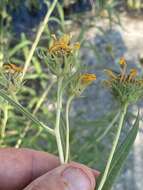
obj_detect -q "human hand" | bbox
[0,148,99,190]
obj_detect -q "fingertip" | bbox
[65,162,96,189]
[92,169,100,178]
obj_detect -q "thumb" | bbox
[24,162,97,190]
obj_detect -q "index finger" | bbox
[0,148,59,190]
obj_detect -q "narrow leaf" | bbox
[101,110,140,190]
[9,41,31,57]
[0,90,54,135]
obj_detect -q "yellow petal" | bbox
[128,68,138,82]
[73,42,80,49]
[3,63,23,73]
[80,73,96,85]
[59,34,71,45]
[119,57,126,66]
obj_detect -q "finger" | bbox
[92,169,100,177]
[0,148,59,190]
[24,162,96,190]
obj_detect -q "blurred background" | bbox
[0,0,143,189]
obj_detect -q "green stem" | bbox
[65,95,74,163]
[1,103,8,140]
[21,0,58,81]
[55,77,64,164]
[96,111,120,143]
[97,103,128,190]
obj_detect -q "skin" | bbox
[0,148,99,190]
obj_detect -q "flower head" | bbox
[48,34,80,56]
[69,73,96,97]
[45,34,80,76]
[1,63,23,93]
[119,57,126,66]
[80,74,96,85]
[104,58,143,104]
[128,68,138,82]
[3,63,23,73]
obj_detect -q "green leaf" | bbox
[101,110,140,190]
[0,90,54,135]
[32,57,42,74]
[56,2,65,31]
[9,41,31,57]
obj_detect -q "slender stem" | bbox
[65,95,74,163]
[97,103,128,190]
[96,111,120,143]
[55,77,64,164]
[21,0,58,81]
[0,1,4,67]
[1,104,8,139]
[29,127,43,145]
[15,80,56,148]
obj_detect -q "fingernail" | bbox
[92,169,100,177]
[62,167,94,190]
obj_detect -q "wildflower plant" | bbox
[0,61,24,144]
[45,34,80,76]
[0,63,23,94]
[96,57,141,190]
[0,33,140,190]
[37,34,96,164]
[104,57,143,105]
[0,1,141,189]
[68,73,97,97]
[0,32,96,165]
[44,34,83,163]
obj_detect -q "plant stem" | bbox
[55,77,64,164]
[0,103,9,145]
[96,111,120,143]
[15,80,56,148]
[97,103,128,190]
[21,0,58,81]
[65,95,74,163]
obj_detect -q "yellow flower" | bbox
[69,73,96,96]
[104,61,143,104]
[105,58,139,85]
[119,57,127,82]
[48,34,80,55]
[105,68,138,84]
[3,63,23,73]
[80,73,96,85]
[119,57,126,66]
[2,63,23,93]
[128,68,138,82]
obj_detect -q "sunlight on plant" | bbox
[0,1,142,190]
